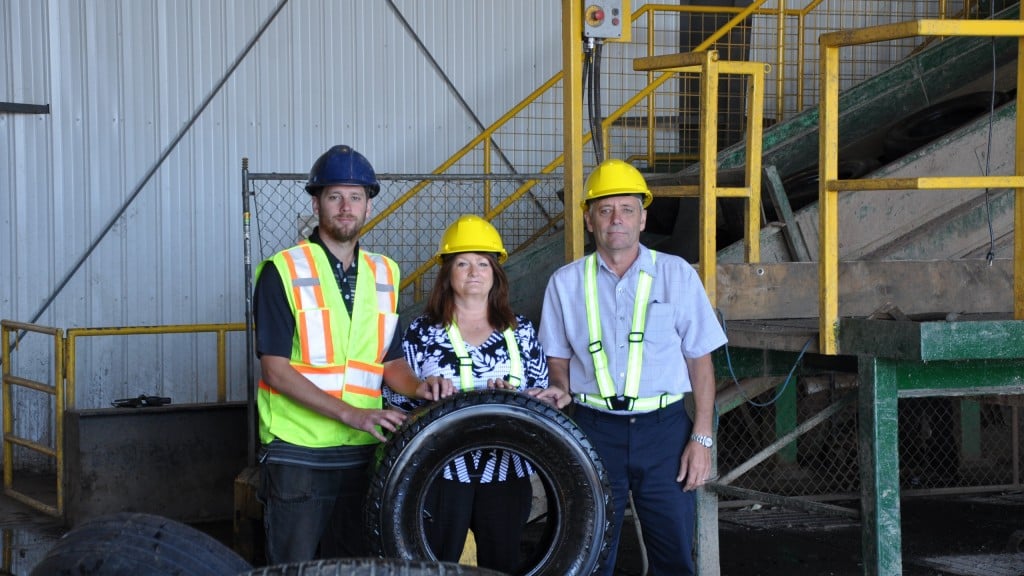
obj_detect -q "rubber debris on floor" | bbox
[720,505,860,531]
[910,553,1024,576]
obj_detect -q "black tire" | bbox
[242,557,505,575]
[882,91,1011,161]
[778,157,881,216]
[366,390,613,576]
[30,512,252,576]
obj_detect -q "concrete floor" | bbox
[3,488,1023,575]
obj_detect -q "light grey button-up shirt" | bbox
[538,244,726,412]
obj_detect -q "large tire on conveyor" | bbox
[882,90,1011,162]
[777,157,881,217]
[366,389,613,576]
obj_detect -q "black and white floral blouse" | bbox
[385,314,549,483]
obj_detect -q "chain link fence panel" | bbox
[718,371,1023,501]
[243,170,564,308]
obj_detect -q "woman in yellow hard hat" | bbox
[384,214,566,572]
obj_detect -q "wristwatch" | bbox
[690,433,713,448]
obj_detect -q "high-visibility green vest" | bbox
[256,241,400,447]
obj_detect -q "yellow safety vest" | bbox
[256,241,400,447]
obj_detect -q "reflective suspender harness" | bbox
[446,323,523,390]
[576,250,683,411]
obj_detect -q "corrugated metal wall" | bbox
[0,0,562,466]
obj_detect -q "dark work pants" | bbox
[574,401,696,576]
[424,475,533,573]
[259,462,371,566]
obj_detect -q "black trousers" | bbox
[424,474,533,573]
[259,462,370,566]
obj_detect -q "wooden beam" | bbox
[717,260,1014,320]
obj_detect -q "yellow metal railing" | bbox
[65,323,245,407]
[817,17,1024,354]
[1,321,65,517]
[392,2,765,285]
[622,1,978,168]
[633,49,769,302]
[383,2,983,290]
[1,321,244,517]
[628,1,769,168]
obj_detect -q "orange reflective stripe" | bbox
[320,308,334,363]
[298,364,346,375]
[298,312,313,365]
[376,313,386,359]
[258,380,278,394]
[343,384,382,398]
[348,359,384,375]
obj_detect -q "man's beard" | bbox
[320,214,364,243]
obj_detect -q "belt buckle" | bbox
[607,396,633,411]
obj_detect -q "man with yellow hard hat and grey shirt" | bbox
[538,158,727,575]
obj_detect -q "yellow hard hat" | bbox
[581,158,653,210]
[435,214,508,264]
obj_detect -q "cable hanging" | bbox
[584,38,605,163]
[716,309,812,408]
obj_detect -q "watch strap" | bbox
[690,433,713,448]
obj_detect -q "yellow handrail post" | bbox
[739,62,767,264]
[698,50,720,304]
[818,41,841,356]
[775,0,786,122]
[217,328,228,402]
[1016,21,1024,320]
[563,0,586,262]
[54,328,65,516]
[2,326,12,494]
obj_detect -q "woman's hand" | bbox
[486,378,518,390]
[416,375,455,401]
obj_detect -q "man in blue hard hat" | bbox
[253,145,455,564]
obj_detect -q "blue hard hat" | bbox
[305,145,381,198]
